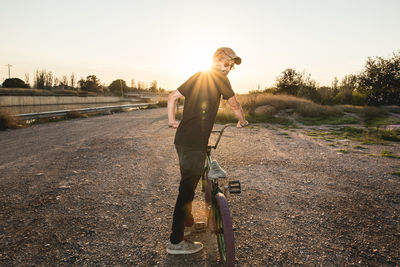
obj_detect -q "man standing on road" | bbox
[166,47,248,254]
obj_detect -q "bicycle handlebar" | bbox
[209,124,232,150]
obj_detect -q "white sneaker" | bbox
[167,240,203,254]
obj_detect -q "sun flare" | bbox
[177,49,213,77]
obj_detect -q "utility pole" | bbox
[5,64,12,78]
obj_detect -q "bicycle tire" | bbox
[214,193,235,266]
[204,172,212,207]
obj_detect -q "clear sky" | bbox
[1,0,399,93]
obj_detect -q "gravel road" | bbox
[0,108,399,266]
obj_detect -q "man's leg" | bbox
[170,145,206,244]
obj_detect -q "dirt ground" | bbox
[0,108,399,266]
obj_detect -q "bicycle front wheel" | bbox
[214,192,235,266]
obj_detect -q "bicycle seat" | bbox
[208,160,227,179]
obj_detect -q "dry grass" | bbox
[156,100,168,107]
[0,110,26,130]
[0,88,79,96]
[66,110,88,119]
[239,94,310,113]
[238,93,342,118]
[296,102,340,117]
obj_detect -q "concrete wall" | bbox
[0,96,124,106]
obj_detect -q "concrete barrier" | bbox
[0,96,125,106]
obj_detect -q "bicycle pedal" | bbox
[194,222,206,230]
[228,180,241,194]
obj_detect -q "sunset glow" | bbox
[1,0,400,93]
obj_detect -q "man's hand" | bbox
[167,90,183,129]
[168,121,179,128]
[236,120,249,128]
[228,96,248,128]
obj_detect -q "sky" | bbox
[1,0,399,93]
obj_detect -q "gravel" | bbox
[0,108,399,266]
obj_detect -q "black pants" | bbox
[170,145,206,244]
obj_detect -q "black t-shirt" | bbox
[174,69,235,151]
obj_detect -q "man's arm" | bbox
[167,89,183,128]
[227,95,248,128]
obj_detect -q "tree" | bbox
[60,75,68,88]
[109,79,129,96]
[25,73,30,87]
[44,71,54,88]
[150,80,158,92]
[275,68,320,102]
[34,70,46,89]
[2,78,30,88]
[78,75,103,94]
[334,74,358,104]
[70,73,76,88]
[275,68,304,95]
[358,51,400,105]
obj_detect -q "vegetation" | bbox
[109,79,130,96]
[380,151,400,159]
[2,78,30,88]
[0,88,79,96]
[2,50,398,102]
[358,52,400,105]
[0,110,26,130]
[249,50,400,106]
[78,75,103,94]
[305,126,400,145]
[66,110,88,119]
[155,100,168,107]
[236,93,358,125]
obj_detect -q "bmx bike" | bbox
[201,124,241,266]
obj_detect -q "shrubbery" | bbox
[109,79,129,96]
[0,110,26,130]
[264,51,399,106]
[358,52,400,105]
[2,78,30,88]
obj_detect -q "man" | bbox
[167,47,248,254]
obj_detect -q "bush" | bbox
[318,86,336,105]
[2,78,30,88]
[239,93,309,113]
[0,110,26,130]
[377,129,400,142]
[78,75,103,94]
[275,68,303,95]
[109,79,129,96]
[66,110,87,119]
[156,100,168,107]
[360,106,388,121]
[351,91,367,106]
[297,85,321,103]
[296,102,340,117]
[358,51,400,105]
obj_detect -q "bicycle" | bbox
[201,124,242,266]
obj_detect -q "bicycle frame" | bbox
[201,124,231,198]
[201,124,241,266]
[202,124,241,196]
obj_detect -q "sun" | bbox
[177,49,213,77]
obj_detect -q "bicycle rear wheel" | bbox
[214,192,235,266]
[204,172,212,207]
